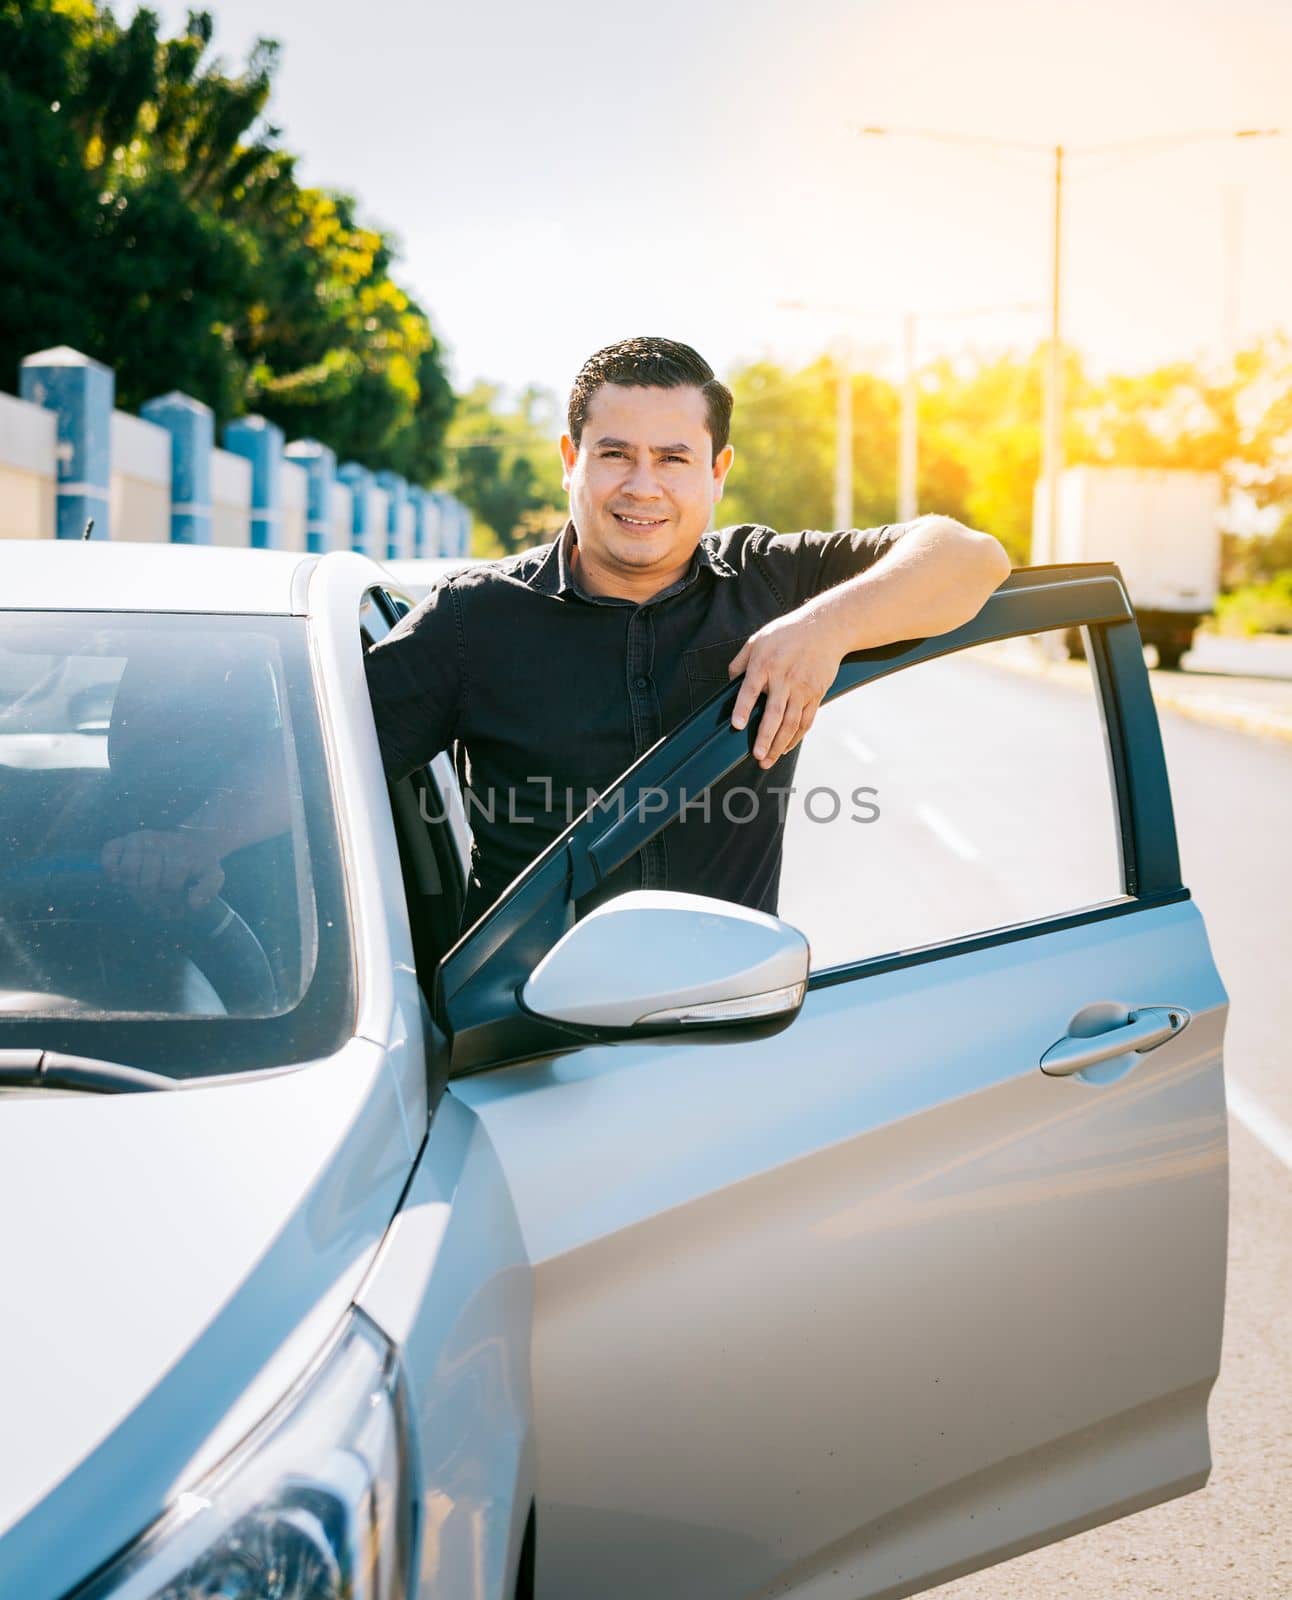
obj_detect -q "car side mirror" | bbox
[520,890,809,1031]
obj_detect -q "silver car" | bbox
[381,555,489,605]
[0,539,1228,1600]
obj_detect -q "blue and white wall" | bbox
[0,345,471,557]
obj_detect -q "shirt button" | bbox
[634,676,648,689]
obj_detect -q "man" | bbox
[364,336,1010,924]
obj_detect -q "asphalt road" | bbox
[1145,634,1292,735]
[783,655,1291,1599]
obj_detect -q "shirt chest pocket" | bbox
[682,637,747,714]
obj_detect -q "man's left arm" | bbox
[728,515,1011,770]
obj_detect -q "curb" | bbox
[981,644,1292,745]
[1148,687,1292,745]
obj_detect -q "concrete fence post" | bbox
[19,346,114,539]
[284,439,337,553]
[375,471,409,560]
[429,492,450,556]
[224,415,284,549]
[409,485,430,556]
[337,462,374,556]
[141,391,213,544]
[440,494,469,556]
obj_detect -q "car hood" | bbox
[0,1037,415,1600]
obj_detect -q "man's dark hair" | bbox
[567,336,734,457]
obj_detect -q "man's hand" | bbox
[727,606,846,771]
[100,829,226,920]
[726,516,1011,771]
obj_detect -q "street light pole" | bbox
[834,341,853,529]
[899,312,918,522]
[1041,143,1064,562]
[1223,185,1243,359]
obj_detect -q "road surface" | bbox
[1180,631,1292,682]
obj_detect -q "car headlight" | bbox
[73,1309,417,1600]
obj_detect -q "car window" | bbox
[778,629,1125,970]
[0,630,130,777]
[0,613,352,1075]
[359,587,393,642]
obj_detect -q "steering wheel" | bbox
[2,854,278,1015]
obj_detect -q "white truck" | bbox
[1032,466,1223,669]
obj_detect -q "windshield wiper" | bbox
[0,1049,177,1094]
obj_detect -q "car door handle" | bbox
[1040,1007,1188,1077]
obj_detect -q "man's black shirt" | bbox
[364,520,903,923]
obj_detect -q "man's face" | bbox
[559,384,735,586]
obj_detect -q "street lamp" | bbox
[854,124,1281,557]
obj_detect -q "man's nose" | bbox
[621,456,663,498]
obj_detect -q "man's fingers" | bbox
[769,716,804,767]
[731,667,766,732]
[775,700,818,762]
[159,844,194,895]
[760,695,807,766]
[98,829,225,920]
[754,692,790,764]
[137,844,164,897]
[728,639,751,679]
[186,861,225,910]
[769,709,803,765]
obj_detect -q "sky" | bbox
[151,0,1292,402]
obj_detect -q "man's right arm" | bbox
[362,580,465,782]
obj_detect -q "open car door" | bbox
[438,565,1229,1600]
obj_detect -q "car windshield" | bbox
[0,613,352,1077]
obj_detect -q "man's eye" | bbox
[600,450,627,459]
[662,454,688,464]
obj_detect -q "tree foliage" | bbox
[445,383,566,555]
[719,338,1292,570]
[0,0,453,478]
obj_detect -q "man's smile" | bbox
[613,512,668,528]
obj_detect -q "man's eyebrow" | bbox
[592,436,695,454]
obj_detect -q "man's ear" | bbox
[712,443,735,503]
[559,433,578,491]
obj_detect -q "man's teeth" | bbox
[617,514,663,526]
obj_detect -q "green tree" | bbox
[0,2,267,413]
[0,2,100,369]
[717,341,1292,568]
[720,358,837,531]
[445,383,566,554]
[722,356,958,538]
[235,185,454,477]
[915,348,1085,563]
[0,1,454,479]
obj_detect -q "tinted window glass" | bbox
[0,614,352,1075]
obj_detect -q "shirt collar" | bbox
[532,521,736,602]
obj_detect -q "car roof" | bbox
[0,539,318,614]
[382,556,482,586]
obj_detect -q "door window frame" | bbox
[435,564,1186,1075]
[361,587,468,992]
